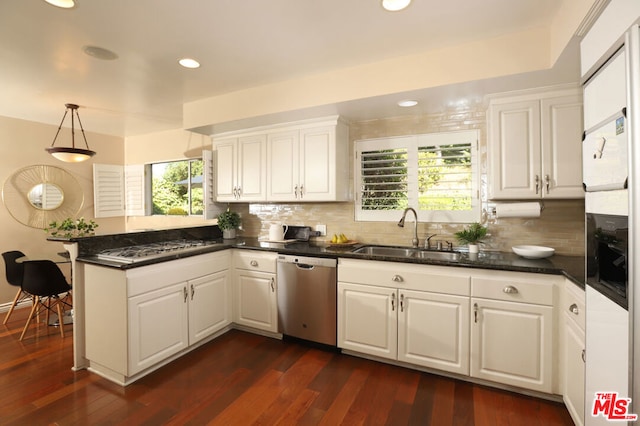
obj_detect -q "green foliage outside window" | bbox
[152,159,204,215]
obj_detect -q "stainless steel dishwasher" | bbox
[277,254,337,346]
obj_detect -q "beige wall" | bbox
[235,101,585,256]
[0,115,124,305]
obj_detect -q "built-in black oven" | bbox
[586,213,628,309]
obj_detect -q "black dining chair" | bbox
[19,260,72,341]
[2,250,29,325]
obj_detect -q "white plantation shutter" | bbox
[93,164,125,218]
[125,164,148,216]
[202,150,223,219]
[94,164,149,217]
[355,130,479,223]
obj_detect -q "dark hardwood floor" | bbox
[0,307,574,425]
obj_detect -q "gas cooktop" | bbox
[96,239,219,263]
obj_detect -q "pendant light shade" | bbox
[46,103,96,163]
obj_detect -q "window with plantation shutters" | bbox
[355,130,479,223]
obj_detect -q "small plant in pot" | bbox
[217,209,240,239]
[454,222,487,254]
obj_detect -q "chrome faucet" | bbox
[397,207,419,248]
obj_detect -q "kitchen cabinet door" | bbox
[398,289,470,375]
[470,298,553,393]
[128,282,189,376]
[233,269,277,333]
[267,130,299,201]
[563,313,585,426]
[188,270,231,344]
[488,88,583,200]
[298,125,335,201]
[214,135,266,202]
[488,99,541,199]
[215,138,238,202]
[540,94,584,199]
[338,282,397,360]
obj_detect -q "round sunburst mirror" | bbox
[2,165,83,229]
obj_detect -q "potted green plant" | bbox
[217,209,240,239]
[45,217,99,238]
[454,222,487,254]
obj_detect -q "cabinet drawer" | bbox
[564,280,585,332]
[471,272,556,306]
[338,259,470,296]
[234,250,277,273]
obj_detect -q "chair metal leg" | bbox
[19,296,40,341]
[2,288,23,325]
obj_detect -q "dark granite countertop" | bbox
[69,231,585,289]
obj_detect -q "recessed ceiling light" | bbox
[382,0,411,12]
[179,58,201,69]
[43,0,76,8]
[398,100,418,107]
[83,45,119,60]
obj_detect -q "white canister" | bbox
[268,223,288,241]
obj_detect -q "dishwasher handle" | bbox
[296,263,315,270]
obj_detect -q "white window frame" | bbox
[355,130,480,223]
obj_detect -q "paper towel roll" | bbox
[495,202,541,218]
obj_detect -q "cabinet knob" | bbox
[502,285,519,294]
[250,260,258,267]
[569,303,579,315]
[392,275,404,283]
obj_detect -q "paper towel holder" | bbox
[487,201,544,218]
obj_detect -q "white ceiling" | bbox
[0,0,580,137]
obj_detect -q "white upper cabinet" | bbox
[488,87,584,200]
[215,135,267,202]
[215,116,350,203]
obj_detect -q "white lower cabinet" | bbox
[338,259,471,376]
[233,250,278,333]
[84,251,231,384]
[338,282,398,359]
[398,289,470,374]
[338,259,560,395]
[470,271,556,393]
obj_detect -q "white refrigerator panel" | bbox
[583,112,628,192]
[585,285,630,426]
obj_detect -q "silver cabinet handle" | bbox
[270,277,275,292]
[582,349,586,363]
[391,293,396,311]
[400,293,404,312]
[545,174,550,193]
[300,184,304,198]
[503,285,519,294]
[294,185,298,198]
[250,260,258,267]
[190,284,195,300]
[474,303,478,323]
[569,303,579,315]
[392,275,404,283]
[237,186,242,198]
[535,175,540,194]
[183,286,188,303]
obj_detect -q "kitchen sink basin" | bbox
[351,246,416,257]
[351,245,461,261]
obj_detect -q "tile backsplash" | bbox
[232,101,585,256]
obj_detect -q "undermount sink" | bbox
[351,245,461,261]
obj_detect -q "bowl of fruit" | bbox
[328,233,357,247]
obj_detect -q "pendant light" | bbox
[46,103,96,163]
